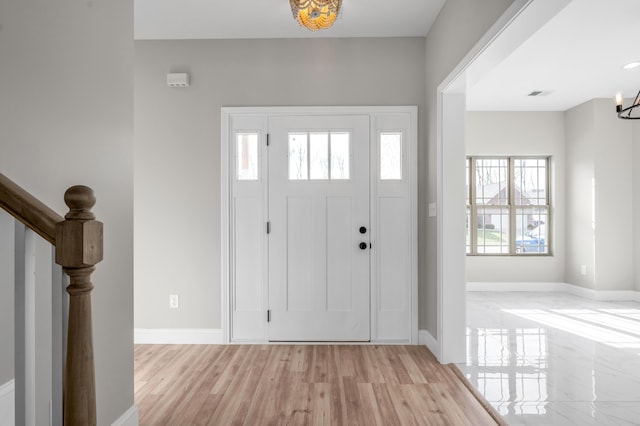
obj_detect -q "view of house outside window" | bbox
[466,157,550,255]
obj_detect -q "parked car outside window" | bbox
[515,223,547,253]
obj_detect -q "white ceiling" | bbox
[467,0,640,111]
[134,0,446,40]
[135,0,640,113]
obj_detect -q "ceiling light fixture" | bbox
[290,0,341,31]
[615,91,640,119]
[623,61,640,70]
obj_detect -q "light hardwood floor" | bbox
[135,344,500,425]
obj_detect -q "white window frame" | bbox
[466,156,551,256]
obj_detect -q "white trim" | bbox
[228,340,409,345]
[222,106,418,116]
[418,330,440,357]
[111,405,139,426]
[467,281,566,292]
[221,106,418,344]
[0,380,15,426]
[410,109,419,345]
[564,286,640,302]
[437,92,467,364]
[134,329,223,345]
[436,0,572,364]
[467,282,640,302]
[221,111,230,344]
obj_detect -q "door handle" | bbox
[359,242,367,250]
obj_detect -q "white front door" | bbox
[225,106,417,344]
[268,115,370,341]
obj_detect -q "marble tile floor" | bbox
[458,292,640,426]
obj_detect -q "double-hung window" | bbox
[466,157,550,255]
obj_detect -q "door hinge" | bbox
[266,133,270,146]
[266,221,271,234]
[267,310,271,322]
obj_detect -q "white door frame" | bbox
[436,0,572,362]
[221,106,418,344]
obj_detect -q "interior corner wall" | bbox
[423,0,515,337]
[565,101,596,288]
[592,99,633,291]
[134,38,426,330]
[565,99,634,291]
[634,121,640,291]
[465,111,566,283]
[0,0,134,424]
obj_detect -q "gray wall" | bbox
[423,0,515,336]
[0,0,134,423]
[593,100,633,291]
[565,99,634,291]
[634,121,640,291]
[465,111,566,283]
[134,38,426,329]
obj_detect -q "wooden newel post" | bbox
[55,186,103,426]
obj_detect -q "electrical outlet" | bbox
[580,265,587,276]
[428,202,437,217]
[169,294,179,309]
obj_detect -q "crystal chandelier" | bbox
[290,0,342,31]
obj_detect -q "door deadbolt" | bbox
[359,226,367,234]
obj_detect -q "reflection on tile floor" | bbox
[458,292,640,425]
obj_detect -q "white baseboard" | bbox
[112,404,138,426]
[0,380,14,426]
[134,328,223,344]
[467,282,640,301]
[466,281,565,292]
[561,284,640,302]
[418,329,440,358]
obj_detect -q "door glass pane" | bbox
[237,133,258,180]
[380,132,402,180]
[289,133,308,180]
[309,133,329,180]
[330,132,350,180]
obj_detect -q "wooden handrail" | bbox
[0,173,63,245]
[0,173,101,425]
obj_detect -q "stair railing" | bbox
[0,173,102,426]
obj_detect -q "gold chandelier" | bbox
[290,0,342,31]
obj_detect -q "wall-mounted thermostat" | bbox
[167,73,190,88]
